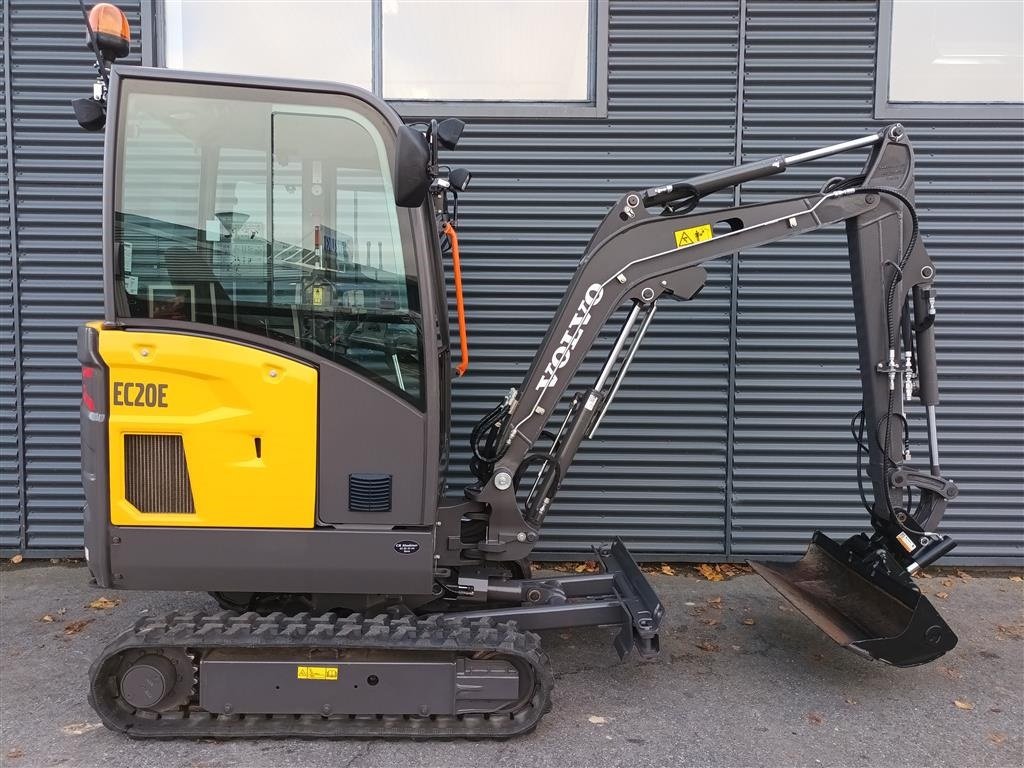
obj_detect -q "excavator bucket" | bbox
[749,531,957,667]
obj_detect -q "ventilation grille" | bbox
[124,434,196,514]
[348,474,392,513]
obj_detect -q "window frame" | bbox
[874,0,1024,120]
[152,0,609,119]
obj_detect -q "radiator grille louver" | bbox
[124,435,196,514]
[348,474,392,513]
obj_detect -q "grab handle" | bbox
[442,221,470,376]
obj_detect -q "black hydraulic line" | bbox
[859,185,919,526]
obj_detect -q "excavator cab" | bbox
[80,67,467,593]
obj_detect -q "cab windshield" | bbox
[114,78,422,403]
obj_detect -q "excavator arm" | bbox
[460,125,959,667]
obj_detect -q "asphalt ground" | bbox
[1,562,1021,768]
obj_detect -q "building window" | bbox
[160,0,608,118]
[875,0,1024,119]
[162,1,374,90]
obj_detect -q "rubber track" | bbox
[88,610,553,739]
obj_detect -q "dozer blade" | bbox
[748,531,957,667]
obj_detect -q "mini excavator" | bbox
[73,4,960,739]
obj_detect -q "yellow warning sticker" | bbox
[311,286,325,306]
[673,224,713,248]
[296,665,338,681]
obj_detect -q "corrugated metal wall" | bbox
[1,0,1021,562]
[1,0,20,550]
[731,1,1024,562]
[3,0,144,553]
[449,0,742,557]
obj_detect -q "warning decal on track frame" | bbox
[296,665,339,681]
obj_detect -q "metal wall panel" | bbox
[732,1,1024,561]
[2,0,1020,563]
[445,0,740,557]
[1,2,22,550]
[7,0,143,551]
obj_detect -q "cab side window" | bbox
[115,81,422,404]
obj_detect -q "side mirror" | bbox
[436,118,466,151]
[72,97,107,132]
[86,3,131,63]
[449,167,472,192]
[393,125,431,207]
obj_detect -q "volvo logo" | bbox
[536,283,604,390]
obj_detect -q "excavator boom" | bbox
[465,124,958,666]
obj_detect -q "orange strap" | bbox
[443,221,470,376]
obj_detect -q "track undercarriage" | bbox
[90,540,661,739]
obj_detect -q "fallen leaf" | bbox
[61,723,102,736]
[6,748,24,759]
[707,597,723,609]
[845,698,858,705]
[39,614,55,623]
[953,699,975,711]
[807,711,824,725]
[955,569,973,581]
[741,618,756,626]
[660,564,676,576]
[700,618,720,627]
[718,563,748,578]
[996,624,1024,640]
[9,554,23,565]
[697,564,725,582]
[63,619,94,636]
[587,715,608,725]
[87,597,119,610]
[987,731,1007,745]
[935,591,949,600]
[941,578,955,588]
[1009,575,1022,583]
[913,570,933,579]
[547,562,584,573]
[696,640,720,652]
[941,666,962,680]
